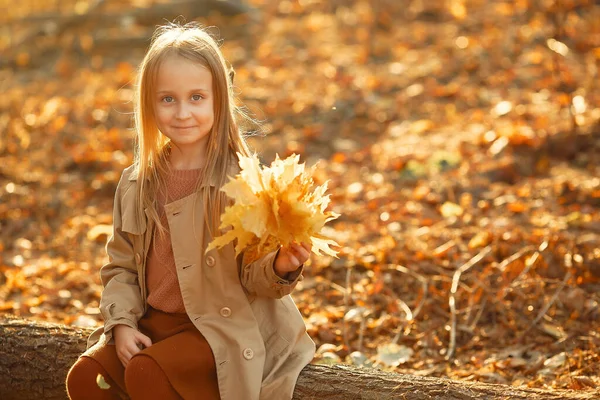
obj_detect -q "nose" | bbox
[175,102,191,119]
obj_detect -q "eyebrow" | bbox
[156,88,210,94]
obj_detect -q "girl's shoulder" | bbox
[121,164,139,182]
[113,165,139,199]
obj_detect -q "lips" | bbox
[172,126,197,129]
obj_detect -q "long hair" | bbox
[133,22,253,238]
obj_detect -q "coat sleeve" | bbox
[238,249,304,299]
[98,170,145,341]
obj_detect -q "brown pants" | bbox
[66,307,220,400]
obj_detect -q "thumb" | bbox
[135,331,153,348]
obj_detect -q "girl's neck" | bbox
[168,144,207,170]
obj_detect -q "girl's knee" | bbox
[66,357,92,385]
[125,355,180,399]
[65,357,103,398]
[124,354,160,388]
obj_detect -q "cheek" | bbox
[197,104,215,124]
[155,107,170,126]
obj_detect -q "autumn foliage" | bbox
[1,0,600,393]
[207,153,339,262]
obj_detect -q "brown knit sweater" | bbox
[146,167,202,313]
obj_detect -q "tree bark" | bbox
[0,316,597,400]
[2,0,255,69]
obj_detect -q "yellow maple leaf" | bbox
[206,153,340,262]
[96,374,111,390]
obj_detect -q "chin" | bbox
[171,136,210,146]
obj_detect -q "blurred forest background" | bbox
[1,0,600,392]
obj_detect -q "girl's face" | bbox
[154,55,215,153]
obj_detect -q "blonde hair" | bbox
[133,22,252,238]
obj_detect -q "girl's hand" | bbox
[274,242,311,279]
[113,324,152,368]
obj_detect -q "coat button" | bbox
[243,348,254,360]
[135,253,142,265]
[206,256,216,267]
[220,307,231,318]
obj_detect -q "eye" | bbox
[162,96,174,103]
[191,94,203,101]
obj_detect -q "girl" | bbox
[66,22,315,400]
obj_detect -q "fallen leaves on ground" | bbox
[1,0,600,392]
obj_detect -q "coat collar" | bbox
[127,168,218,187]
[125,159,239,188]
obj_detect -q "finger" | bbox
[121,346,135,361]
[118,351,131,368]
[136,333,152,349]
[287,253,300,267]
[118,355,127,368]
[126,342,142,357]
[290,244,309,263]
[301,242,312,252]
[290,242,302,252]
[294,244,310,259]
[283,246,297,259]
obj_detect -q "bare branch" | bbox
[447,246,492,360]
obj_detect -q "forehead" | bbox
[155,55,212,90]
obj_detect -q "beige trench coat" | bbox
[85,165,316,400]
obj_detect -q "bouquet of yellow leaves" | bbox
[206,153,340,264]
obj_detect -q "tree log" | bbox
[6,0,251,27]
[0,315,597,400]
[2,0,255,69]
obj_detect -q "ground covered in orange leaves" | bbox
[1,0,599,393]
